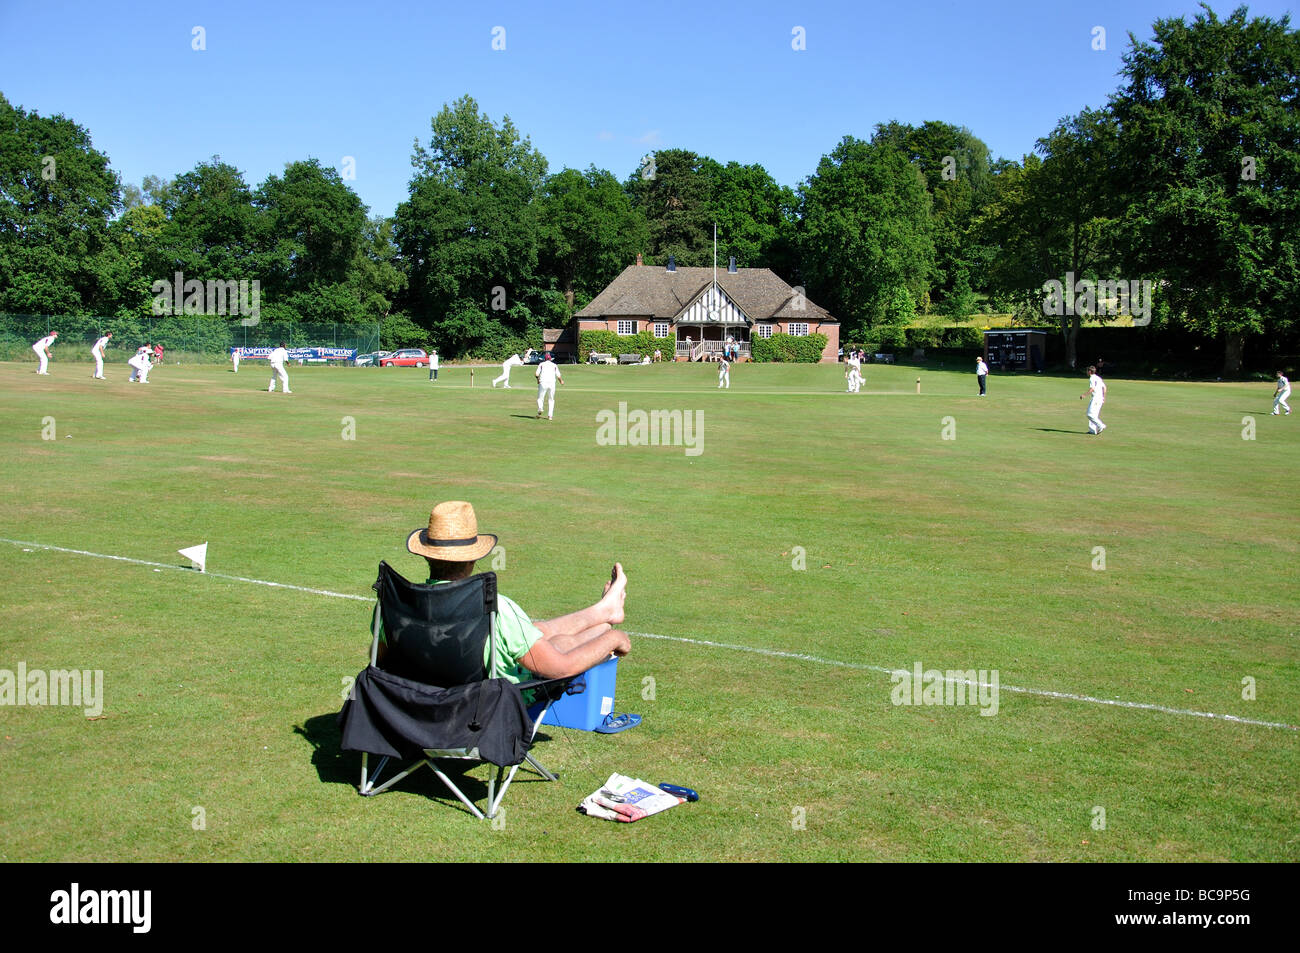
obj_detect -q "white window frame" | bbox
[653,322,670,339]
[756,324,774,339]
[788,323,809,337]
[616,320,636,336]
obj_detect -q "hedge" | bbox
[578,330,664,362]
[750,332,828,363]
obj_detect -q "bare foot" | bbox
[600,562,627,625]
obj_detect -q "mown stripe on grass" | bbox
[4,536,1295,732]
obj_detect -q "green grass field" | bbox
[1,358,1296,861]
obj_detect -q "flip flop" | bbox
[593,712,641,734]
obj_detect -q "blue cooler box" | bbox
[540,657,618,731]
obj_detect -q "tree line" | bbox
[1,5,1294,371]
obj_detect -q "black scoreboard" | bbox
[984,330,1047,371]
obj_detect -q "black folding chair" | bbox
[338,561,576,819]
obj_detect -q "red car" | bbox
[379,348,430,367]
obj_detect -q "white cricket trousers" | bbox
[93,352,104,378]
[493,364,513,387]
[33,345,49,374]
[718,368,729,388]
[269,364,290,392]
[1087,400,1105,434]
[537,383,555,417]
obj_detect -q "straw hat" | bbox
[406,501,498,562]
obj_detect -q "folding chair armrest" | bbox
[516,674,581,705]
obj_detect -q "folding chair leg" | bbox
[520,703,559,780]
[360,754,391,795]
[489,763,520,818]
[364,759,427,797]
[488,749,558,816]
[523,752,558,781]
[429,764,487,820]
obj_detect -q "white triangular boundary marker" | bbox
[178,542,208,572]
[3,536,1296,733]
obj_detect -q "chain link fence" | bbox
[1,313,381,365]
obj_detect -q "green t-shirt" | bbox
[373,580,543,684]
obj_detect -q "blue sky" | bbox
[2,0,1295,218]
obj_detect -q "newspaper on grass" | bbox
[578,772,685,822]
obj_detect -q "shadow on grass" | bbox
[294,712,556,815]
[1032,428,1085,435]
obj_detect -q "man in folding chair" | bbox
[341,500,631,818]
[389,501,630,681]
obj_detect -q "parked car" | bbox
[380,348,430,367]
[525,350,577,365]
[352,350,391,367]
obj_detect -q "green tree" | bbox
[537,166,647,312]
[977,156,1049,321]
[703,159,799,270]
[1109,3,1300,374]
[943,264,977,322]
[152,158,259,284]
[797,136,934,339]
[976,110,1119,366]
[255,159,366,291]
[625,148,713,266]
[347,216,406,322]
[395,96,547,354]
[872,120,997,296]
[122,174,174,211]
[253,158,370,322]
[103,203,167,319]
[0,93,122,315]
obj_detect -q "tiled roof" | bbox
[575,265,836,323]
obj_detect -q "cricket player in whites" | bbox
[268,342,291,393]
[128,343,153,383]
[1080,365,1107,435]
[718,355,731,389]
[535,352,562,419]
[845,353,863,393]
[1273,370,1291,416]
[493,353,523,388]
[32,331,57,374]
[91,332,111,379]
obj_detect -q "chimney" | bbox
[666,255,676,272]
[728,256,737,274]
[635,253,643,267]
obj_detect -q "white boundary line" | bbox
[0,538,372,602]
[4,537,1295,732]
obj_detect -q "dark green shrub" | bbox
[750,332,828,363]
